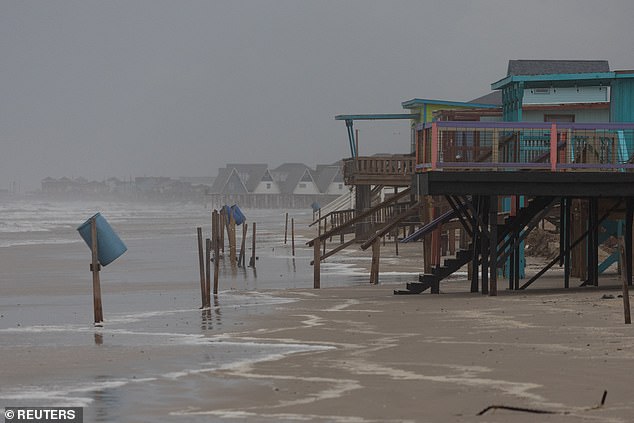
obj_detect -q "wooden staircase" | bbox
[395,196,556,295]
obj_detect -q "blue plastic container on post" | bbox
[77,213,127,266]
[224,204,246,225]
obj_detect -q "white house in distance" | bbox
[208,162,345,208]
[315,164,347,195]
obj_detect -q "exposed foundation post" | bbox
[481,197,489,296]
[489,195,498,296]
[291,218,295,256]
[212,211,220,295]
[197,227,206,308]
[370,239,380,285]
[205,238,211,307]
[90,218,103,324]
[470,195,480,293]
[624,198,632,324]
[313,237,321,289]
[249,222,256,268]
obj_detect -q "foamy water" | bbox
[1,199,407,421]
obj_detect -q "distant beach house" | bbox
[208,162,345,209]
[41,177,108,195]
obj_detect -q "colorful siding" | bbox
[611,79,634,122]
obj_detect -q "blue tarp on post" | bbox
[224,204,246,225]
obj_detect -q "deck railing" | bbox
[343,155,415,185]
[415,121,634,172]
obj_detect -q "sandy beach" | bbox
[2,201,634,422]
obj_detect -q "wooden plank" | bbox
[311,239,356,265]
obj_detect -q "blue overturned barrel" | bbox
[77,213,127,266]
[223,204,246,225]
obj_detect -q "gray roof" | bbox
[314,165,343,193]
[211,164,268,193]
[507,60,610,76]
[469,91,502,106]
[271,163,316,194]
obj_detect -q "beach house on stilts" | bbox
[310,60,634,296]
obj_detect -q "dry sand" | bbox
[170,280,634,422]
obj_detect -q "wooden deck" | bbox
[343,155,414,186]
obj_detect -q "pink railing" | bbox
[415,121,634,172]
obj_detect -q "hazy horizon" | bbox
[3,0,634,191]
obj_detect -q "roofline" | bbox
[334,113,418,121]
[401,98,499,109]
[490,71,630,90]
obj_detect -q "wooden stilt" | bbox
[212,211,220,295]
[205,238,211,307]
[590,197,599,286]
[197,227,206,308]
[314,237,321,289]
[394,228,399,256]
[284,212,288,244]
[481,197,489,295]
[249,222,256,268]
[489,195,498,296]
[470,196,480,293]
[564,197,571,288]
[370,239,380,285]
[219,210,225,254]
[238,223,247,267]
[90,218,103,324]
[229,214,237,269]
[624,199,632,324]
[291,218,295,256]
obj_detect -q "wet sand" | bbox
[169,280,634,422]
[2,203,633,422]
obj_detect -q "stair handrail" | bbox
[307,187,412,246]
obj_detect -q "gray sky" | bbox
[2,0,634,190]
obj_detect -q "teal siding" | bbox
[611,79,634,122]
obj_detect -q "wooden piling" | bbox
[313,237,321,288]
[624,199,633,324]
[229,213,237,269]
[219,209,225,254]
[249,222,256,268]
[212,211,220,295]
[291,218,295,256]
[489,195,498,296]
[370,239,380,285]
[238,223,247,267]
[90,218,103,324]
[284,212,289,244]
[394,228,399,256]
[197,227,206,308]
[205,238,211,307]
